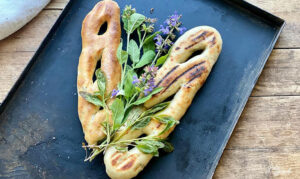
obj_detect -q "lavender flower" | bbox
[132,76,140,85]
[132,65,158,96]
[178,27,187,34]
[111,89,119,98]
[154,34,163,46]
[153,12,186,61]
[159,25,170,35]
[144,87,153,96]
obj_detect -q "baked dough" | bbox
[77,0,121,145]
[104,26,222,179]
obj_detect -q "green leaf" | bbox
[117,42,128,64]
[156,47,172,66]
[136,141,159,157]
[115,145,128,152]
[124,67,136,99]
[79,91,105,107]
[156,53,169,66]
[132,87,163,106]
[144,140,165,148]
[127,13,145,33]
[134,50,155,69]
[144,31,161,45]
[144,102,170,116]
[126,106,145,126]
[143,31,160,53]
[95,69,106,96]
[161,140,174,152]
[111,98,125,130]
[122,16,129,32]
[152,115,179,135]
[128,40,140,64]
[132,117,151,130]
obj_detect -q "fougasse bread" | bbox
[104,26,222,178]
[77,0,222,178]
[77,0,121,145]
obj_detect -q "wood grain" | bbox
[215,96,300,178]
[0,0,299,178]
[252,49,300,96]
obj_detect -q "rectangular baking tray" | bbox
[0,0,285,178]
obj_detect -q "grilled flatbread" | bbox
[77,0,121,145]
[77,0,222,178]
[104,26,222,179]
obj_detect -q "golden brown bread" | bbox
[77,0,121,145]
[104,26,222,179]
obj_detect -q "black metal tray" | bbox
[0,0,284,178]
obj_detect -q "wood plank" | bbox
[214,96,300,178]
[46,0,69,10]
[227,96,300,150]
[214,150,300,179]
[253,49,300,96]
[44,0,300,48]
[0,52,34,102]
[247,0,300,49]
[0,10,61,53]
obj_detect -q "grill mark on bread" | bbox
[185,31,214,49]
[156,65,179,87]
[187,66,207,84]
[160,61,206,92]
[121,155,137,170]
[210,36,217,47]
[175,47,180,50]
[111,154,122,166]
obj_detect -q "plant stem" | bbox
[152,27,175,65]
[120,33,131,88]
[139,31,147,50]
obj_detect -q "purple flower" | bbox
[154,34,163,46]
[132,76,140,85]
[111,89,119,98]
[144,87,153,96]
[178,27,187,34]
[159,25,170,35]
[165,11,181,27]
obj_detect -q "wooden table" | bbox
[0,0,299,178]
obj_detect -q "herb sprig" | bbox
[80,5,186,161]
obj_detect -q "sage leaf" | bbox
[126,107,145,126]
[128,13,145,33]
[144,102,170,116]
[156,53,169,66]
[95,69,106,96]
[143,40,155,54]
[79,91,104,107]
[144,31,161,45]
[134,50,155,69]
[122,16,129,32]
[161,140,174,152]
[136,141,159,157]
[111,98,125,130]
[117,42,128,64]
[128,40,140,64]
[132,87,163,106]
[132,117,151,130]
[124,67,136,99]
[115,145,128,152]
[143,31,160,53]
